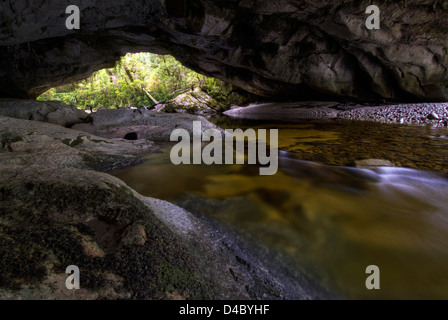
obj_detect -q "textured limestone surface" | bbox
[0,1,447,102]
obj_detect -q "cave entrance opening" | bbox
[37,52,250,113]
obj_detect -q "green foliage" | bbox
[37,53,241,111]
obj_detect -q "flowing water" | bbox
[112,117,448,299]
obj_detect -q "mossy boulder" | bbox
[0,167,216,299]
[163,88,225,116]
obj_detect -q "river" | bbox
[111,117,448,299]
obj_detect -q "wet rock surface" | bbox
[0,1,447,102]
[354,159,394,169]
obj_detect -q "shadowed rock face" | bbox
[0,0,447,102]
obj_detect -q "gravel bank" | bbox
[225,102,448,126]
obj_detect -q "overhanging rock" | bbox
[0,0,447,102]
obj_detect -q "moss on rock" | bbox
[164,89,224,116]
[0,167,217,299]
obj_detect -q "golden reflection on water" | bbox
[112,120,448,299]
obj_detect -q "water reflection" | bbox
[112,120,448,299]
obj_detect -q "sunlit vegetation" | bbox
[38,53,250,110]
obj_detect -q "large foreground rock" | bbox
[0,115,325,299]
[0,1,447,102]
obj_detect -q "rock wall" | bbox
[0,1,447,102]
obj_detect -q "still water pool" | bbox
[112,118,448,299]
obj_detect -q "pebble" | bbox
[427,112,440,120]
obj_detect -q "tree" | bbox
[38,52,250,110]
